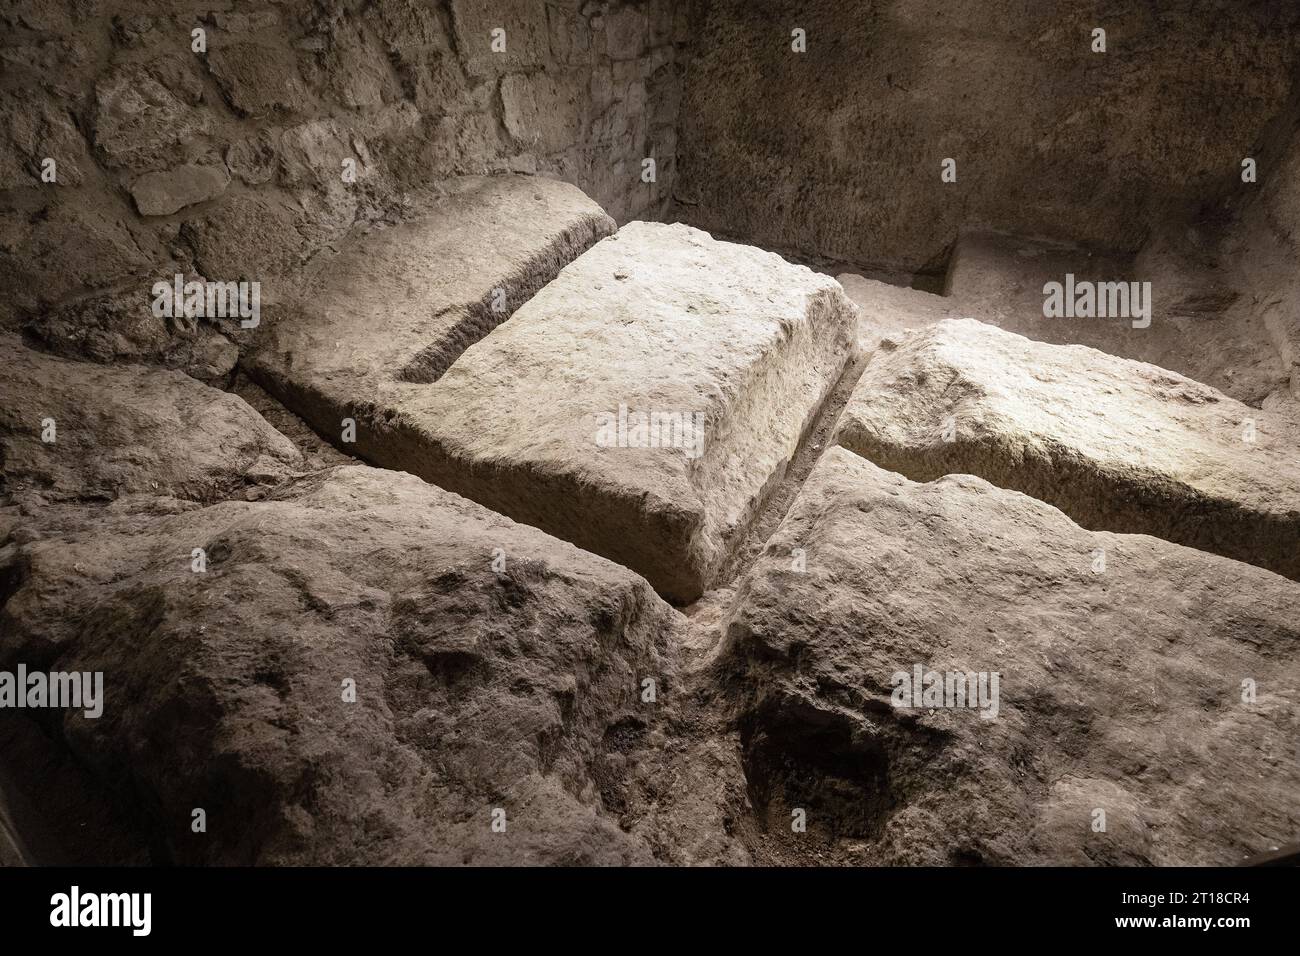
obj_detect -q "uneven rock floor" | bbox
[2,178,1297,866]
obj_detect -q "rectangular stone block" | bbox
[370,222,859,602]
[835,318,1300,581]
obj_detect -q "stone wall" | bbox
[670,0,1300,275]
[0,0,685,377]
[1226,111,1300,405]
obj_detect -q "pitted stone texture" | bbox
[501,72,586,153]
[0,466,686,865]
[248,174,615,429]
[0,338,300,504]
[945,229,1286,404]
[834,318,1300,581]
[0,203,156,313]
[726,446,1300,865]
[1229,123,1300,408]
[392,221,859,602]
[181,193,309,281]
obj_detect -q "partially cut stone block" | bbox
[381,222,859,602]
[726,446,1300,864]
[835,318,1300,580]
[248,174,615,434]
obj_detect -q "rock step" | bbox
[0,465,706,865]
[727,445,1300,865]
[373,221,859,603]
[835,318,1300,582]
[247,174,615,436]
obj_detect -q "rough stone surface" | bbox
[1227,119,1300,409]
[606,7,649,61]
[223,130,279,186]
[835,273,962,350]
[835,319,1300,581]
[4,0,1298,871]
[389,221,858,602]
[0,465,704,865]
[205,43,314,118]
[26,283,239,384]
[4,1,685,360]
[724,446,1300,865]
[944,229,1286,405]
[450,0,549,77]
[180,193,310,282]
[0,338,301,504]
[231,374,355,474]
[836,222,1291,409]
[92,65,214,172]
[0,88,90,187]
[501,72,586,153]
[130,163,231,217]
[0,202,156,314]
[673,0,1300,273]
[248,174,616,425]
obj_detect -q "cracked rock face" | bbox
[91,65,214,172]
[836,319,1300,582]
[0,466,686,865]
[724,446,1300,865]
